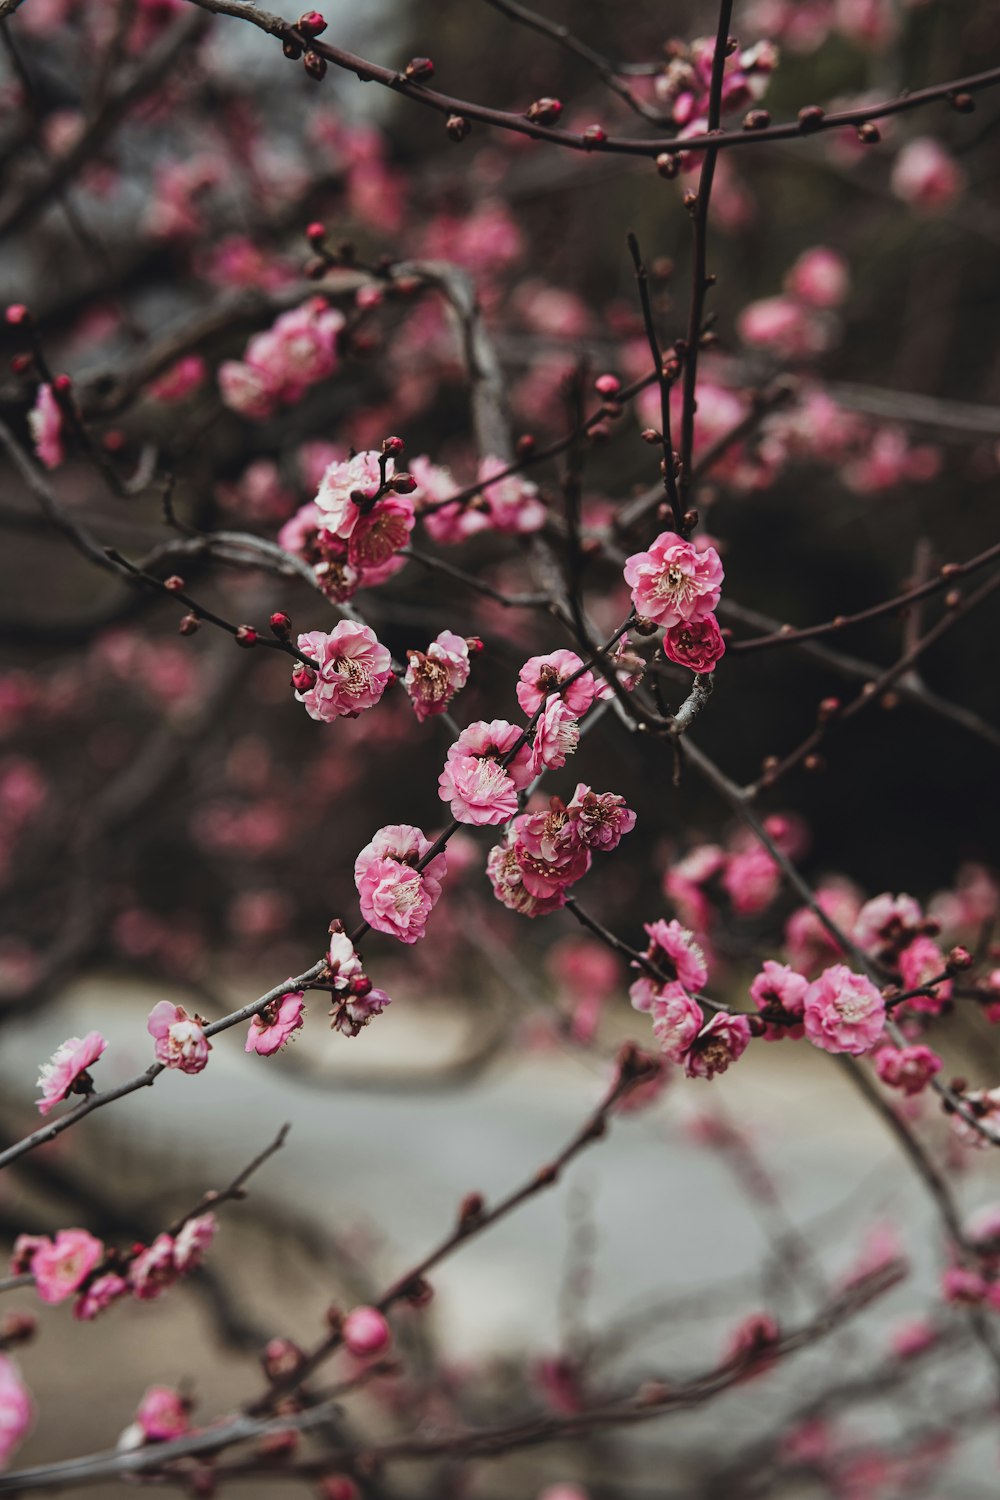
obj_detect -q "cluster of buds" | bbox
[654,36,778,128]
[325,924,391,1037]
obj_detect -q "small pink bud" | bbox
[5,303,30,326]
[381,435,405,455]
[306,221,326,245]
[235,625,258,648]
[404,56,434,81]
[582,124,606,148]
[389,471,416,494]
[52,373,72,395]
[349,975,372,998]
[342,1306,391,1358]
[10,352,32,375]
[525,97,562,125]
[465,636,484,654]
[297,9,326,34]
[291,665,317,692]
[164,575,185,592]
[178,614,200,636]
[595,373,620,396]
[269,611,292,638]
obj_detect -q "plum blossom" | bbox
[891,137,964,212]
[517,650,596,717]
[36,1031,106,1114]
[174,1214,217,1271]
[803,965,886,1054]
[511,806,591,900]
[136,1386,189,1442]
[783,246,850,308]
[529,698,580,773]
[129,1235,179,1300]
[439,719,534,825]
[566,785,636,851]
[295,623,392,722]
[147,1001,211,1074]
[478,456,546,533]
[874,1044,942,1096]
[897,935,952,1012]
[148,355,207,403]
[723,1311,780,1375]
[30,1229,103,1304]
[736,296,827,358]
[0,1356,33,1470]
[404,631,472,723]
[662,615,726,674]
[487,837,569,918]
[685,1012,752,1079]
[623,531,723,628]
[643,918,709,992]
[654,35,777,127]
[412,456,490,545]
[314,450,393,537]
[219,297,343,419]
[853,892,922,958]
[949,1087,1000,1150]
[28,383,65,469]
[642,983,705,1063]
[75,1272,128,1321]
[723,846,780,915]
[246,991,305,1055]
[342,1305,392,1358]
[750,960,809,1041]
[785,881,861,973]
[354,824,447,943]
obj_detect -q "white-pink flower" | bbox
[853,892,922,956]
[684,1012,752,1079]
[529,697,580,773]
[623,531,723,628]
[74,1272,127,1321]
[403,630,472,723]
[246,991,306,1055]
[478,456,546,534]
[438,719,533,826]
[36,1031,106,1115]
[643,982,705,1064]
[314,451,392,538]
[803,964,885,1055]
[0,1355,33,1470]
[28,383,65,469]
[295,622,392,722]
[147,1001,210,1074]
[516,650,596,717]
[643,918,709,992]
[129,1234,179,1300]
[174,1213,217,1271]
[487,837,568,918]
[412,456,490,545]
[784,246,850,309]
[30,1229,103,1304]
[354,824,447,943]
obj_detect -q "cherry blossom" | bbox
[438,719,534,825]
[685,1012,752,1079]
[36,1031,106,1115]
[623,531,724,628]
[147,1001,211,1074]
[0,1356,33,1470]
[662,615,726,674]
[246,991,306,1055]
[29,1229,104,1304]
[803,964,886,1054]
[354,824,447,943]
[404,631,472,723]
[135,1386,190,1441]
[295,623,393,722]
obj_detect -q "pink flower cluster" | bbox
[218,297,344,420]
[737,246,849,359]
[630,920,750,1078]
[623,532,725,672]
[874,1043,942,1096]
[413,455,545,545]
[439,719,535,825]
[325,929,392,1036]
[354,824,447,944]
[404,631,474,722]
[35,1031,106,1115]
[294,622,393,722]
[654,36,778,127]
[488,786,635,918]
[147,1002,211,1074]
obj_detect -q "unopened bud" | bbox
[857,121,881,144]
[389,471,417,494]
[306,221,326,245]
[641,427,661,444]
[947,946,974,972]
[595,373,620,396]
[655,152,679,179]
[465,636,484,654]
[515,433,535,458]
[525,97,562,124]
[178,614,200,636]
[797,105,826,132]
[382,434,404,456]
[164,575,185,592]
[235,625,258,648]
[404,56,434,81]
[282,38,302,59]
[949,91,975,113]
[5,304,30,327]
[269,611,292,639]
[446,114,470,141]
[817,695,841,722]
[302,49,327,80]
[743,108,771,130]
[297,9,326,35]
[582,124,606,148]
[632,616,659,636]
[291,665,316,693]
[458,1192,485,1227]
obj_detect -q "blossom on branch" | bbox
[802,964,886,1054]
[147,1002,211,1074]
[295,623,393,722]
[623,532,724,628]
[354,824,447,943]
[36,1031,107,1115]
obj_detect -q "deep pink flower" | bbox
[566,785,636,851]
[36,1031,106,1115]
[354,824,447,943]
[874,1044,942,1096]
[174,1213,217,1271]
[342,1305,391,1357]
[74,1272,128,1321]
[803,964,886,1055]
[685,1012,752,1078]
[941,1265,987,1305]
[403,631,471,723]
[529,697,580,773]
[512,807,591,899]
[0,1355,33,1469]
[891,1318,937,1359]
[478,455,546,533]
[346,494,414,570]
[31,1229,104,1304]
[136,1385,189,1441]
[633,981,703,1064]
[643,918,708,992]
[749,960,809,1041]
[853,892,922,958]
[147,1001,210,1074]
[295,622,392,722]
[438,720,533,826]
[314,451,391,537]
[487,837,568,918]
[623,531,723,628]
[28,383,65,469]
[661,614,726,674]
[516,650,595,717]
[148,354,207,403]
[784,246,850,309]
[246,991,306,1055]
[897,935,952,1012]
[785,881,861,974]
[329,985,392,1037]
[129,1234,179,1300]
[723,846,780,916]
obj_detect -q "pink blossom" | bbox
[785,881,861,973]
[643,918,709,992]
[890,1318,937,1359]
[147,355,207,403]
[478,456,546,534]
[749,960,809,1040]
[215,458,296,524]
[246,991,306,1055]
[803,964,886,1055]
[723,846,780,915]
[174,1214,216,1271]
[662,614,726,674]
[511,807,591,899]
[635,982,704,1064]
[530,698,580,773]
[404,631,472,723]
[487,837,568,918]
[784,246,850,308]
[346,495,414,570]
[566,785,636,851]
[874,1044,942,1096]
[941,1265,987,1305]
[685,1012,752,1079]
[218,358,282,421]
[28,383,65,469]
[295,622,392,722]
[949,1087,1000,1150]
[897,935,952,1012]
[439,719,533,825]
[0,1356,33,1469]
[342,1305,391,1357]
[329,985,392,1037]
[36,1031,106,1115]
[136,1386,189,1441]
[354,824,447,943]
[623,531,723,628]
[129,1234,179,1300]
[737,296,826,358]
[517,650,596,717]
[547,938,619,1004]
[314,451,391,538]
[891,137,964,212]
[147,1001,211,1074]
[723,1311,780,1375]
[412,456,490,545]
[74,1272,128,1321]
[853,892,922,957]
[30,1229,103,1304]
[266,299,343,394]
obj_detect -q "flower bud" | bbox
[404,56,434,81]
[381,434,405,455]
[595,373,620,396]
[743,108,771,129]
[446,114,470,141]
[389,471,417,494]
[282,38,302,58]
[297,10,326,35]
[525,97,562,124]
[342,1306,391,1358]
[947,946,974,972]
[655,152,680,179]
[303,49,327,80]
[581,124,606,148]
[235,625,258,648]
[305,221,326,245]
[797,105,826,132]
[857,121,881,144]
[178,614,200,635]
[291,665,316,692]
[269,611,292,639]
